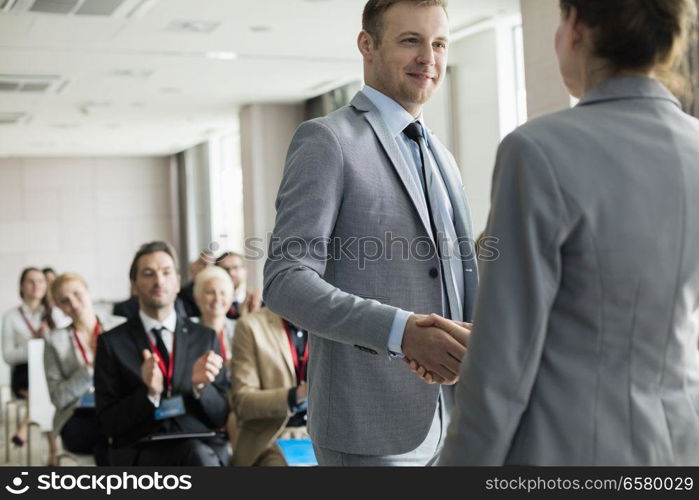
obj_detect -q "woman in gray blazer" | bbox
[44,273,124,465]
[434,0,699,465]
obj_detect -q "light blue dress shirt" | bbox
[361,85,465,356]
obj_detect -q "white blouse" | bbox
[1,303,45,366]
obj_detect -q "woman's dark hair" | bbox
[19,267,42,300]
[19,267,55,329]
[560,0,697,97]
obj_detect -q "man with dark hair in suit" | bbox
[95,241,230,466]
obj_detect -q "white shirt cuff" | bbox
[148,393,160,407]
[388,309,412,357]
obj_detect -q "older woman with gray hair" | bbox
[192,265,236,363]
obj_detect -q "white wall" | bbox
[239,103,305,289]
[520,0,571,118]
[0,156,174,311]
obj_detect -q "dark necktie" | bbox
[403,121,463,320]
[151,327,169,372]
[403,121,440,248]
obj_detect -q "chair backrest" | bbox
[28,339,55,432]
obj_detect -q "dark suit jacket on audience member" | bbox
[94,316,229,465]
[112,296,188,322]
[112,297,139,322]
[178,282,200,318]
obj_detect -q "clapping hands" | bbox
[402,314,473,385]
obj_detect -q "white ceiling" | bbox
[0,0,518,157]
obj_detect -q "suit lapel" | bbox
[426,132,472,238]
[269,312,295,381]
[351,92,434,242]
[426,131,480,321]
[128,317,152,357]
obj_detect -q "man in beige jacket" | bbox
[229,307,309,466]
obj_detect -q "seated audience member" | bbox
[111,291,139,322]
[230,307,309,466]
[94,241,230,466]
[179,251,214,318]
[113,289,188,321]
[1,267,59,463]
[215,251,261,320]
[44,273,125,465]
[190,265,237,450]
[191,265,236,364]
[43,267,70,329]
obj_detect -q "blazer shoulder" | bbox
[296,104,362,138]
[100,318,138,344]
[181,317,216,338]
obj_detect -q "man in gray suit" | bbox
[263,0,477,466]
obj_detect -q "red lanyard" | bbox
[146,332,175,390]
[282,320,308,383]
[218,330,229,360]
[72,319,101,366]
[18,306,40,338]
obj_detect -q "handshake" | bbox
[401,314,473,385]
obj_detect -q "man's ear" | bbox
[357,30,375,60]
[567,6,585,49]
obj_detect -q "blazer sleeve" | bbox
[439,129,571,465]
[43,333,92,411]
[263,120,399,354]
[229,318,291,421]
[193,329,229,429]
[2,310,27,366]
[94,333,155,438]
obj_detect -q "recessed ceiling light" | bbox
[205,51,237,60]
[51,124,81,129]
[166,20,220,33]
[111,69,153,78]
[250,25,272,32]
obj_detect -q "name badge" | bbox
[154,395,186,420]
[78,392,96,408]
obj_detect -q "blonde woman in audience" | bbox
[192,265,236,364]
[191,265,238,451]
[44,273,125,465]
[2,268,51,448]
[43,267,71,330]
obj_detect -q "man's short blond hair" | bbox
[362,0,448,46]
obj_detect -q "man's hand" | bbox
[241,290,262,315]
[400,314,467,385]
[141,349,163,397]
[192,350,223,390]
[295,381,308,405]
[405,315,473,384]
[417,314,472,345]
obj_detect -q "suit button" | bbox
[429,267,439,278]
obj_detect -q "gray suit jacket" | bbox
[440,76,699,465]
[44,315,125,433]
[264,91,478,455]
